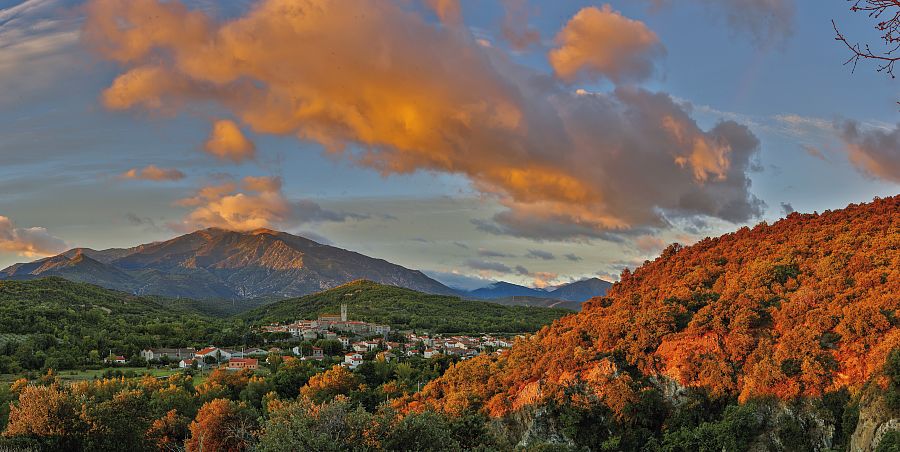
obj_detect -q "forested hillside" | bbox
[242,280,572,333]
[0,278,243,372]
[409,196,900,450]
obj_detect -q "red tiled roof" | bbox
[229,358,258,365]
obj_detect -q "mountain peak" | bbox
[0,227,457,300]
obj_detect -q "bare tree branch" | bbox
[834,0,900,78]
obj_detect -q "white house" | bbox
[179,358,197,368]
[352,342,369,353]
[423,349,437,359]
[344,352,363,370]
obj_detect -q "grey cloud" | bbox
[464,259,512,273]
[780,202,794,216]
[564,253,582,262]
[291,200,370,224]
[838,121,900,183]
[526,249,555,260]
[478,248,515,258]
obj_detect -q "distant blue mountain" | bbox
[465,278,612,304]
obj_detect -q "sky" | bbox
[0,0,898,290]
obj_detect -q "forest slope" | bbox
[413,196,900,419]
[242,280,572,334]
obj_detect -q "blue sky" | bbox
[0,0,897,290]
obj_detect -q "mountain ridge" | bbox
[1,228,457,300]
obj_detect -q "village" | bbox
[109,304,516,372]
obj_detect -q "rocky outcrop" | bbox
[850,386,900,452]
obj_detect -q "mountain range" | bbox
[466,278,611,302]
[0,228,609,306]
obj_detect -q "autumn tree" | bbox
[300,365,362,403]
[3,384,83,449]
[186,399,257,452]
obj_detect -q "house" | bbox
[352,342,369,353]
[301,329,319,341]
[344,353,363,370]
[195,347,231,362]
[140,348,196,362]
[311,346,324,359]
[179,358,196,369]
[377,351,396,362]
[227,358,258,371]
[423,349,437,359]
[364,341,380,351]
[338,337,350,348]
[244,348,268,356]
[106,355,127,365]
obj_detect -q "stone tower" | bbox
[341,303,347,322]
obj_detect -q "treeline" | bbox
[242,280,571,334]
[6,349,900,451]
[0,354,512,451]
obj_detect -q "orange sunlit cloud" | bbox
[549,5,664,83]
[83,0,763,240]
[204,119,256,163]
[121,165,185,181]
[0,216,67,257]
[175,176,289,232]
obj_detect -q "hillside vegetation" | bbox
[0,278,243,372]
[410,196,900,450]
[242,280,573,333]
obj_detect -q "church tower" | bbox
[341,303,348,322]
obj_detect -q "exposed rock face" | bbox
[0,228,457,300]
[850,387,900,452]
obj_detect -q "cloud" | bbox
[780,202,794,216]
[634,235,667,254]
[121,164,185,181]
[295,230,334,245]
[424,0,461,26]
[125,212,161,231]
[802,145,827,161]
[549,5,664,84]
[477,248,514,258]
[564,253,582,262]
[0,215,67,257]
[204,119,256,163]
[423,269,491,291]
[174,175,362,231]
[513,264,559,288]
[464,259,512,274]
[84,0,763,241]
[647,0,795,45]
[500,0,540,51]
[525,248,555,260]
[837,121,900,184]
[174,176,289,231]
[0,0,82,107]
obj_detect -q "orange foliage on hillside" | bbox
[411,196,900,418]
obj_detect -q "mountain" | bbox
[464,277,612,309]
[547,277,612,301]
[410,196,900,450]
[1,228,457,300]
[242,280,573,334]
[487,295,583,311]
[466,281,548,299]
